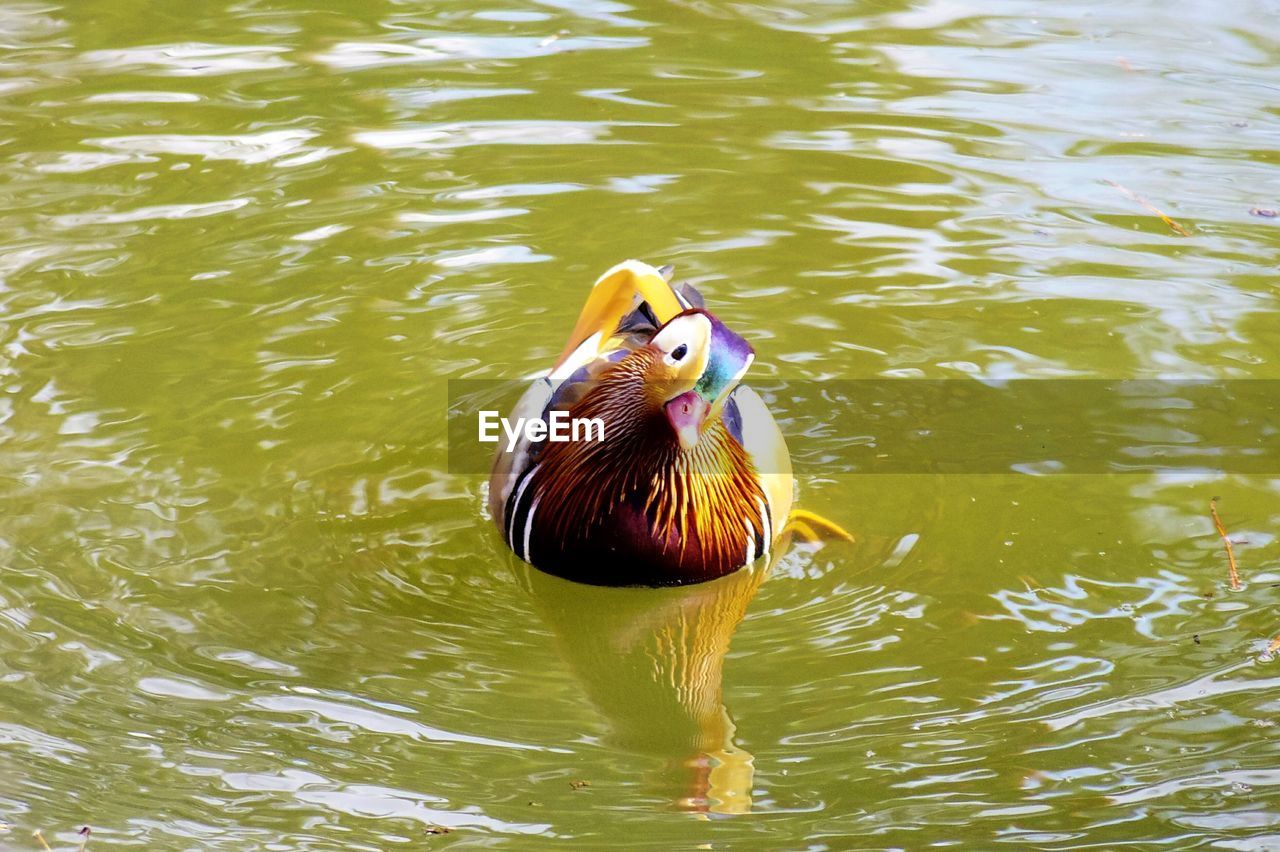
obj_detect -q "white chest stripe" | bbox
[744,518,757,565]
[522,494,542,563]
[757,495,772,555]
[506,463,540,553]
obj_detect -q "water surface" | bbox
[3,0,1280,847]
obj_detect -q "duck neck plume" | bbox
[518,348,768,585]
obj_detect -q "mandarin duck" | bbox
[489,260,793,586]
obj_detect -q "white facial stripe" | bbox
[653,314,712,366]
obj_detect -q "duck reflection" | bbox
[515,558,773,814]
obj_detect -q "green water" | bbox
[4,0,1280,847]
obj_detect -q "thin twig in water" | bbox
[1210,497,1242,591]
[32,830,52,851]
[538,29,569,47]
[1105,180,1192,236]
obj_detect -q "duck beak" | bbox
[665,390,710,451]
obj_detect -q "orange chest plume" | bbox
[489,260,793,586]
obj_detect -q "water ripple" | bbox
[3,0,1280,845]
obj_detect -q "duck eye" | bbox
[671,343,688,361]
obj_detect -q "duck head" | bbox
[646,310,755,451]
